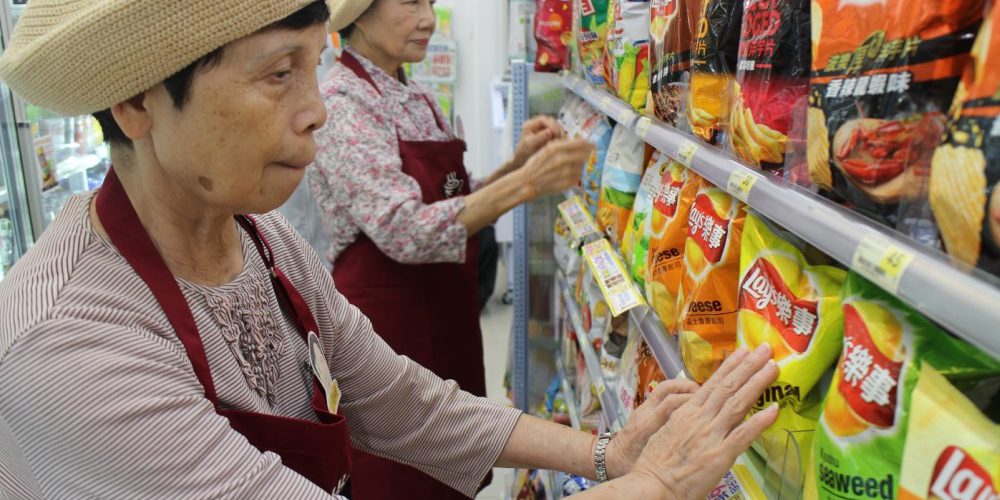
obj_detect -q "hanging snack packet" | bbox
[688,0,744,144]
[645,157,699,334]
[807,0,983,239]
[677,178,746,383]
[600,314,630,380]
[578,0,612,86]
[535,0,574,72]
[621,152,663,292]
[898,364,999,500]
[730,0,811,173]
[930,1,1000,276]
[597,124,647,245]
[581,263,613,346]
[737,212,846,472]
[604,0,652,110]
[805,272,1000,500]
[582,116,615,218]
[650,0,702,126]
[616,321,642,417]
[635,338,667,407]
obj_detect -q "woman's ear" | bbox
[109,93,153,141]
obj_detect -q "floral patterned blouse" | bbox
[310,48,473,267]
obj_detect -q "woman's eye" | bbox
[272,70,292,81]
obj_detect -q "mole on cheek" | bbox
[198,176,215,191]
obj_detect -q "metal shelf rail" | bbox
[562,73,1000,361]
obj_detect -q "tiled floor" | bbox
[476,263,515,500]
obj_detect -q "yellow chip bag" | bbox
[899,364,999,500]
[645,157,699,335]
[677,177,746,383]
[737,212,847,476]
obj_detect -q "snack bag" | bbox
[737,212,846,472]
[650,0,702,127]
[578,0,612,86]
[599,314,630,380]
[808,0,984,241]
[635,338,667,407]
[581,263,613,346]
[730,0,811,173]
[677,178,746,383]
[898,364,1000,500]
[597,124,646,245]
[689,0,744,143]
[616,321,642,417]
[535,0,574,72]
[646,158,699,334]
[604,0,652,109]
[930,1,1000,276]
[621,152,663,292]
[582,116,615,217]
[805,272,1000,500]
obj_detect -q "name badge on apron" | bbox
[307,332,341,415]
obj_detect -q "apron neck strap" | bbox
[339,50,448,132]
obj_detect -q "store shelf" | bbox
[563,76,640,128]
[557,274,625,430]
[562,73,1000,361]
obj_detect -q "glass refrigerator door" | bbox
[0,4,31,280]
[5,0,110,239]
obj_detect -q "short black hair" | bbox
[94,0,330,148]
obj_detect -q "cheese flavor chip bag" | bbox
[578,0,612,85]
[597,124,647,244]
[805,272,1000,500]
[930,0,1000,276]
[677,177,746,383]
[737,212,846,474]
[645,154,698,334]
[651,0,702,127]
[621,152,663,292]
[689,0,744,143]
[604,0,652,110]
[808,0,984,241]
[730,0,811,173]
[535,0,574,72]
[898,364,999,500]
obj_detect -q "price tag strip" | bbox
[617,106,634,125]
[676,139,700,168]
[583,238,646,316]
[726,168,761,204]
[851,234,916,294]
[558,196,601,241]
[635,116,652,139]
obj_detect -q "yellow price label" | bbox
[583,239,646,316]
[677,139,699,167]
[851,235,916,294]
[558,196,601,241]
[726,169,761,203]
[635,117,652,139]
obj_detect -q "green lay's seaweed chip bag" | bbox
[930,0,1000,277]
[578,0,612,86]
[737,212,846,477]
[807,0,984,243]
[651,0,702,127]
[604,0,652,110]
[804,272,1000,500]
[621,151,663,292]
[597,124,647,244]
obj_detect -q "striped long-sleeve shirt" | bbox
[0,193,520,499]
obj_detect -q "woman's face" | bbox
[356,0,437,65]
[141,24,328,215]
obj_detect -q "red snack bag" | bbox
[535,0,575,72]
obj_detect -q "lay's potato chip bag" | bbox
[577,0,612,86]
[645,157,699,334]
[636,338,667,407]
[805,272,1000,500]
[604,0,652,110]
[597,124,647,244]
[738,212,846,476]
[621,152,663,292]
[677,178,746,383]
[898,364,999,500]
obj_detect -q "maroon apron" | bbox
[333,51,488,499]
[95,168,352,495]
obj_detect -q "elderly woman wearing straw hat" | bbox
[0,1,780,499]
[310,2,598,495]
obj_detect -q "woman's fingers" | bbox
[647,379,700,406]
[702,344,773,415]
[721,404,779,462]
[688,346,750,406]
[713,359,779,433]
[656,393,693,423]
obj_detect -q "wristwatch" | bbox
[594,432,613,482]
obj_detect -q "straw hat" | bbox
[0,0,325,116]
[327,0,375,33]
